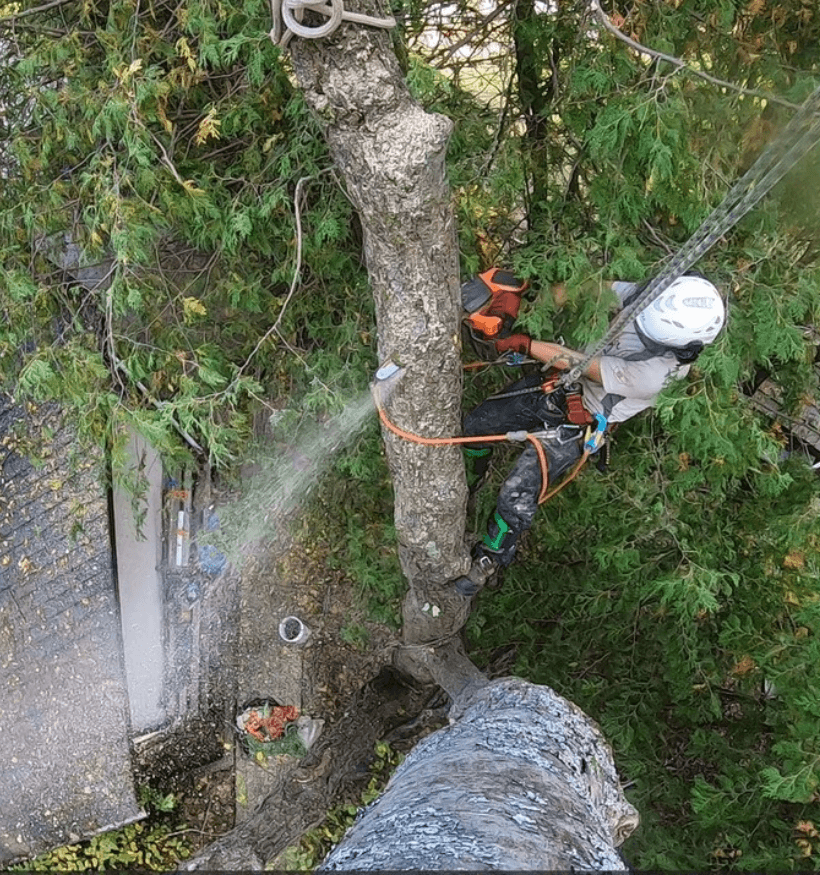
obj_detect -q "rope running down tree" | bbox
[371,384,589,506]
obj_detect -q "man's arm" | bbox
[529,340,603,384]
[494,334,603,383]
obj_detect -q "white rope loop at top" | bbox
[270,0,396,48]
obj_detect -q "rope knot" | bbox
[270,0,396,48]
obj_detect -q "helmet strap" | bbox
[634,320,704,364]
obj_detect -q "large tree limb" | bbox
[319,677,639,870]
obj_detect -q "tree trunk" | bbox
[288,7,471,647]
[513,0,553,227]
[182,17,643,872]
[319,677,639,870]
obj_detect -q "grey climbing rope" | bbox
[270,0,396,48]
[562,81,820,385]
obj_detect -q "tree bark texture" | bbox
[319,677,640,871]
[289,9,471,646]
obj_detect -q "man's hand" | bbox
[495,334,532,356]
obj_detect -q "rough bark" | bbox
[319,677,640,871]
[289,8,471,646]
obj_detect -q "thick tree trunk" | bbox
[289,9,471,647]
[319,677,639,871]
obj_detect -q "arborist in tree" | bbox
[454,270,726,597]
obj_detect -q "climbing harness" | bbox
[269,0,396,48]
[563,81,820,386]
[482,369,595,430]
[565,386,595,427]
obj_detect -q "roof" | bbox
[0,395,141,865]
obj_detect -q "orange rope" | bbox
[375,400,510,447]
[374,395,586,506]
[538,451,590,504]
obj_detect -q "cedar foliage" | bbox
[2,0,820,868]
[419,0,820,868]
[0,0,374,468]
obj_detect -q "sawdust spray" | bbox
[210,389,381,565]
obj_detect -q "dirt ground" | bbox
[160,508,405,862]
[173,765,237,856]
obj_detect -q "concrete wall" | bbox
[112,429,166,732]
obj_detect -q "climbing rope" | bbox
[563,81,820,385]
[269,0,396,48]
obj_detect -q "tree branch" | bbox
[231,171,315,385]
[430,0,516,67]
[0,0,71,24]
[588,0,801,110]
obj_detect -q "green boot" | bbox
[454,511,516,597]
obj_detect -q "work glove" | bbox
[495,333,531,356]
[483,289,524,323]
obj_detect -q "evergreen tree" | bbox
[2,0,820,867]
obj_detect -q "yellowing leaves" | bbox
[730,655,757,677]
[794,820,819,858]
[113,58,143,84]
[157,101,174,135]
[194,108,222,146]
[175,37,197,72]
[783,551,805,570]
[182,296,207,321]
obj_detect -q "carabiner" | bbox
[584,413,608,454]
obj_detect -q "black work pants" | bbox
[463,372,584,566]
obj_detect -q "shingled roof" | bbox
[0,395,141,865]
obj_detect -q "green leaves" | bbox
[18,357,57,395]
[11,807,193,871]
[587,104,634,161]
[761,756,820,805]
[0,0,371,471]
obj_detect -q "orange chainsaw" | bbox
[461,267,529,359]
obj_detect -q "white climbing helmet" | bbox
[636,275,725,347]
